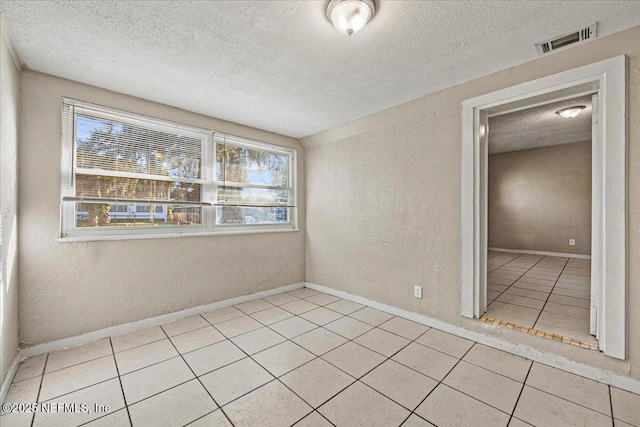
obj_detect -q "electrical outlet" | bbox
[413,286,422,299]
[569,239,576,246]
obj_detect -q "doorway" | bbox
[460,56,627,359]
[484,96,595,346]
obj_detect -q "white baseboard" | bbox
[19,282,305,359]
[11,280,639,397]
[1,351,22,404]
[305,282,640,395]
[489,247,591,259]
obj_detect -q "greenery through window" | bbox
[215,140,291,225]
[60,99,296,238]
[72,113,203,228]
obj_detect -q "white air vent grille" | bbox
[536,23,597,56]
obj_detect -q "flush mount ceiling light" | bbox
[326,0,376,36]
[556,105,586,119]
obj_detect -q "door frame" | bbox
[460,56,627,359]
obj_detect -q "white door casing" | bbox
[461,56,627,360]
[590,92,601,338]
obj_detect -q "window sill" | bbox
[56,228,300,243]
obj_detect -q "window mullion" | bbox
[203,132,216,231]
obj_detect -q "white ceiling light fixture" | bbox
[326,0,376,36]
[556,105,586,119]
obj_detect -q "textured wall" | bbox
[19,71,305,346]
[303,26,640,380]
[488,141,592,255]
[1,30,20,382]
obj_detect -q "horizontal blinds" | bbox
[215,187,292,207]
[62,101,213,207]
[215,142,289,188]
[61,99,295,226]
[74,112,203,181]
[74,174,202,203]
[214,134,293,208]
[63,196,210,207]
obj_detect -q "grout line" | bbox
[196,303,342,424]
[200,302,478,417]
[290,410,336,427]
[205,322,322,425]
[112,337,168,355]
[76,409,129,426]
[110,294,303,354]
[114,354,181,377]
[520,383,614,419]
[534,309,591,323]
[543,291,591,302]
[487,252,527,273]
[108,338,133,427]
[18,289,621,426]
[29,353,48,427]
[486,254,597,349]
[35,350,115,377]
[451,351,529,384]
[508,359,533,425]
[530,293,591,306]
[404,343,478,426]
[182,409,220,426]
[491,299,591,322]
[285,318,496,425]
[488,254,550,306]
[532,257,571,326]
[119,378,195,415]
[283,315,435,418]
[608,385,614,425]
[158,327,236,427]
[204,300,428,423]
[489,299,547,313]
[427,354,521,417]
[29,377,120,406]
[162,323,212,339]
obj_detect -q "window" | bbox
[61,99,297,239]
[215,135,294,227]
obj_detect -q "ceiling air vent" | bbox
[535,23,597,56]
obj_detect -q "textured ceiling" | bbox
[488,95,592,154]
[2,1,640,138]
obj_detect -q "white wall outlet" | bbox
[413,285,422,299]
[569,239,576,246]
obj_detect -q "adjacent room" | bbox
[484,95,596,346]
[1,1,639,426]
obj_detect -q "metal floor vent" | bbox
[535,23,597,56]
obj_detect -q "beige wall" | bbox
[303,26,640,380]
[18,71,305,346]
[1,28,20,382]
[488,141,592,255]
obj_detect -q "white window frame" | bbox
[213,133,297,233]
[60,98,298,241]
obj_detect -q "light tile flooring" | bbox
[486,251,596,344]
[3,288,639,427]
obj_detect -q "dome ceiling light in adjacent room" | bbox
[326,0,376,36]
[556,105,586,118]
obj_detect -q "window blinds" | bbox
[60,98,296,236]
[214,135,294,208]
[62,100,213,206]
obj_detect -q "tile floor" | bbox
[2,287,639,427]
[486,251,596,344]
